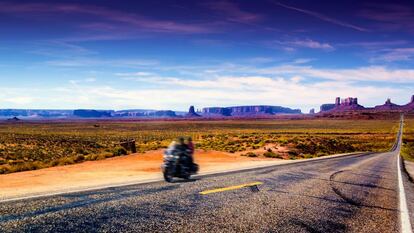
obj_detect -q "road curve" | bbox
[0,124,412,232]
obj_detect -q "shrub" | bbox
[263,151,281,158]
[58,157,75,166]
[49,160,59,166]
[0,166,9,174]
[112,147,128,156]
[288,151,298,156]
[245,152,257,157]
[74,155,85,163]
[316,152,328,157]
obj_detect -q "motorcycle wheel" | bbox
[163,171,174,182]
[183,173,191,180]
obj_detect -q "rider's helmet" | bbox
[178,137,185,145]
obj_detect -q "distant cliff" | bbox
[112,109,176,118]
[374,98,401,111]
[0,109,72,118]
[186,106,201,117]
[73,109,112,118]
[320,95,414,113]
[320,104,336,112]
[202,105,301,116]
[319,97,365,112]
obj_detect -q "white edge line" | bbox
[397,117,413,233]
[0,151,367,203]
[398,153,413,233]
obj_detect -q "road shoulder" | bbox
[404,160,414,182]
[0,151,366,202]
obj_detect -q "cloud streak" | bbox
[204,0,263,24]
[359,3,414,33]
[266,38,334,52]
[274,1,368,32]
[372,48,414,62]
[259,65,414,83]
[0,2,214,34]
[45,58,159,68]
[2,74,405,111]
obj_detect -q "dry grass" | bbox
[0,119,399,174]
[402,117,414,162]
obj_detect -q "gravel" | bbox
[0,151,403,232]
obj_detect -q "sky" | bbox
[1,0,414,112]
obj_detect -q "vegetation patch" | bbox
[402,117,414,162]
[0,119,398,174]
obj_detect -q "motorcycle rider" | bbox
[187,137,195,170]
[175,137,191,170]
[162,137,198,182]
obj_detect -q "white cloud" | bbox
[270,39,334,51]
[373,48,414,62]
[258,65,414,82]
[8,73,401,112]
[293,58,314,64]
[1,62,414,112]
[45,58,159,68]
[3,96,35,105]
[115,72,153,77]
[290,39,334,50]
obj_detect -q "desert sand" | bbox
[0,149,281,200]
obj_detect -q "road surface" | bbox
[0,121,412,232]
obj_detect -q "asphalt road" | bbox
[0,125,412,232]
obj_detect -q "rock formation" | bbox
[400,95,414,111]
[0,109,72,118]
[147,110,177,117]
[7,116,20,121]
[374,98,401,111]
[112,109,177,118]
[202,107,232,116]
[335,97,340,106]
[186,106,201,117]
[73,109,112,118]
[320,104,336,112]
[320,95,414,113]
[320,97,365,112]
[309,109,315,114]
[202,105,301,116]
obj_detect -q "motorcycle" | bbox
[161,149,198,182]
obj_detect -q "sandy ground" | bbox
[0,149,280,199]
[405,160,414,180]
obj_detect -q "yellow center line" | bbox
[199,182,263,195]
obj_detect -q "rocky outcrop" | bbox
[0,109,72,118]
[374,98,401,111]
[320,97,365,112]
[147,110,176,118]
[320,95,414,113]
[309,109,315,114]
[401,95,414,111]
[112,109,177,118]
[202,105,301,116]
[73,109,112,118]
[186,106,201,117]
[337,97,365,111]
[320,104,336,112]
[202,107,232,116]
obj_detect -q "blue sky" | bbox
[1,0,414,112]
